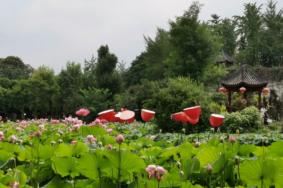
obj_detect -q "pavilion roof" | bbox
[216,50,235,65]
[221,64,268,91]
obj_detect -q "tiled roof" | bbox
[221,64,268,89]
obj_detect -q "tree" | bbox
[235,3,262,65]
[260,0,283,66]
[125,29,172,86]
[58,62,84,116]
[209,16,237,56]
[83,55,97,88]
[166,2,219,79]
[95,45,122,95]
[0,56,33,79]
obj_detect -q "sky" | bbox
[0,0,282,72]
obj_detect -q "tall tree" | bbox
[235,3,262,65]
[0,56,33,79]
[125,29,171,86]
[209,15,237,56]
[260,0,283,66]
[95,45,122,95]
[58,62,84,116]
[166,2,219,79]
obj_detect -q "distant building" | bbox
[216,50,235,66]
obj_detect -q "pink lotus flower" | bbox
[207,164,213,173]
[106,144,113,150]
[229,135,236,143]
[146,165,157,178]
[86,135,97,144]
[9,135,17,143]
[76,108,90,117]
[0,131,4,141]
[10,181,19,188]
[156,166,167,181]
[71,140,77,145]
[116,134,124,144]
[51,119,60,124]
[106,128,113,134]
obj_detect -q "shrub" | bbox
[223,106,261,132]
[143,77,212,132]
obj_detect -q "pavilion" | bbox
[220,64,268,112]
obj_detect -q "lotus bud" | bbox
[207,164,213,173]
[106,144,113,150]
[115,134,124,144]
[194,141,201,148]
[182,128,186,133]
[10,181,19,188]
[179,170,184,176]
[9,135,17,143]
[228,135,236,143]
[86,135,97,144]
[71,140,77,145]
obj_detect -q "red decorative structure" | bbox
[209,114,225,128]
[119,110,135,123]
[141,109,155,122]
[171,112,190,123]
[183,106,201,124]
[98,109,116,122]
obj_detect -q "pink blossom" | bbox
[106,144,113,150]
[86,135,97,144]
[75,108,90,117]
[9,135,17,143]
[207,164,213,173]
[115,134,124,144]
[146,165,157,178]
[228,135,236,143]
[106,128,113,134]
[156,166,167,175]
[71,140,77,145]
[51,119,60,124]
[100,119,108,124]
[0,131,4,141]
[10,181,19,188]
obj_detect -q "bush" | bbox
[223,106,261,132]
[143,77,212,132]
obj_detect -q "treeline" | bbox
[0,1,282,129]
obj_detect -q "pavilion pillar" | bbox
[228,91,232,112]
[258,91,262,109]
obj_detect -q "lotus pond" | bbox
[0,119,282,188]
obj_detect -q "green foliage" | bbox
[166,2,220,79]
[143,77,211,131]
[223,106,261,132]
[0,56,33,80]
[95,45,122,95]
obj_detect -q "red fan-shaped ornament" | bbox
[119,110,135,123]
[98,109,116,122]
[183,106,201,120]
[141,109,155,122]
[171,112,190,123]
[209,114,225,128]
